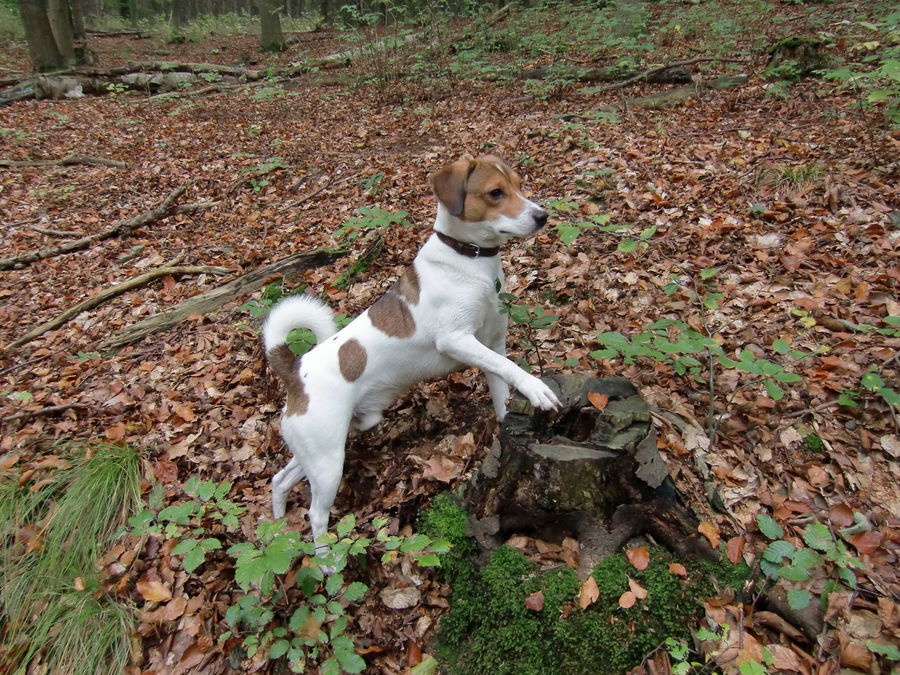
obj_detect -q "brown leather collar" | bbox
[435,232,500,258]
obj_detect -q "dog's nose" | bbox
[533,210,548,229]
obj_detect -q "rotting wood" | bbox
[0,184,186,271]
[98,245,354,350]
[0,154,126,168]
[461,373,717,578]
[31,226,81,238]
[8,262,230,349]
[597,74,749,113]
[588,56,748,92]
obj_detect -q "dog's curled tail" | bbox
[262,295,337,381]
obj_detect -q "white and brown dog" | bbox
[263,155,561,547]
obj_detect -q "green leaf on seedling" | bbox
[787,588,811,610]
[866,640,900,660]
[757,514,783,540]
[618,239,638,253]
[802,522,832,552]
[772,339,790,354]
[342,581,368,602]
[764,379,784,401]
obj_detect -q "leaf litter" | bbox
[1,6,899,672]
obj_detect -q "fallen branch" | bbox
[31,226,81,238]
[590,56,748,92]
[174,201,221,214]
[8,262,230,349]
[2,402,94,424]
[99,246,348,350]
[0,154,126,168]
[597,74,749,113]
[0,184,187,271]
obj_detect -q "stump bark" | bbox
[463,373,715,576]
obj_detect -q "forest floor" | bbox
[0,1,898,673]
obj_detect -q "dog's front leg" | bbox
[435,333,560,411]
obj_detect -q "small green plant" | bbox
[358,171,384,195]
[128,475,245,573]
[497,281,558,374]
[130,474,448,673]
[105,81,127,97]
[251,86,287,101]
[756,512,866,612]
[333,206,411,241]
[198,70,222,83]
[238,280,305,318]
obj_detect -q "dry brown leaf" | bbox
[725,536,745,565]
[628,577,648,599]
[579,575,600,610]
[525,590,545,612]
[668,563,688,578]
[136,579,172,603]
[626,546,650,571]
[698,521,720,549]
[587,391,609,411]
[618,591,636,609]
[0,453,20,471]
[380,586,421,610]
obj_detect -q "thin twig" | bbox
[7,261,228,349]
[2,402,93,423]
[0,154,126,168]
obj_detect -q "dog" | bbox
[263,155,561,549]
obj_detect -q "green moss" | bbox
[436,543,750,675]
[417,494,475,586]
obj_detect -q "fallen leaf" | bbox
[105,422,127,441]
[628,578,648,599]
[406,639,423,667]
[73,577,85,591]
[626,546,650,571]
[579,576,600,609]
[725,536,745,565]
[380,586,421,610]
[136,579,172,603]
[668,563,688,577]
[618,591,636,609]
[178,644,205,670]
[698,521,720,549]
[0,453,20,471]
[561,537,580,569]
[840,641,871,670]
[851,530,882,555]
[525,590,545,612]
[422,454,461,483]
[587,391,609,411]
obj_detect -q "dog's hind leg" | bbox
[272,455,306,519]
[305,444,346,551]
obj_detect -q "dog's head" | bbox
[430,155,548,247]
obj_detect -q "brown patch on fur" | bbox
[396,265,420,305]
[338,338,367,382]
[430,155,526,223]
[267,343,309,416]
[368,290,415,338]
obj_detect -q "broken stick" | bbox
[8,262,230,349]
[99,246,350,350]
[0,184,187,271]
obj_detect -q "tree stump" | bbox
[463,373,715,576]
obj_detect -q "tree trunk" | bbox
[18,0,66,71]
[258,0,284,50]
[47,0,75,63]
[462,373,716,576]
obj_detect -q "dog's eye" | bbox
[488,188,505,199]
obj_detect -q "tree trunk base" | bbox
[462,373,715,576]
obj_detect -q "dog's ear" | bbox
[430,158,473,218]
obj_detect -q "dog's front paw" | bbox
[518,375,561,411]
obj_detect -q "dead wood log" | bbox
[597,74,749,112]
[0,184,186,271]
[7,262,230,349]
[462,373,716,577]
[0,154,126,168]
[98,246,349,350]
[588,56,748,92]
[31,226,81,238]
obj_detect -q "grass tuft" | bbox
[0,441,143,674]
